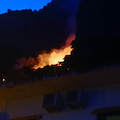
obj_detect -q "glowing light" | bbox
[33,45,73,70]
[2,78,6,82]
[67,68,70,70]
[15,34,75,70]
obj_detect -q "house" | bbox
[0,66,120,120]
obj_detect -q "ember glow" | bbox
[15,34,75,70]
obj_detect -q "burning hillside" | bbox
[15,34,75,70]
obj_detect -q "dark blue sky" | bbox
[0,0,52,14]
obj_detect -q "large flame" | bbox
[15,34,75,70]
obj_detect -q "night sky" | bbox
[0,0,52,14]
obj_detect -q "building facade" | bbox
[0,67,120,120]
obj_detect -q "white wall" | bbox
[0,84,120,120]
[41,85,120,120]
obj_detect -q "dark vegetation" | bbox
[0,0,70,57]
[66,0,120,70]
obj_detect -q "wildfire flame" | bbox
[15,34,75,70]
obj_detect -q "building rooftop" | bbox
[0,66,120,101]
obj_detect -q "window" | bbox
[107,116,120,120]
[11,115,41,120]
[92,106,120,120]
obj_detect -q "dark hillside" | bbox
[69,0,120,70]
